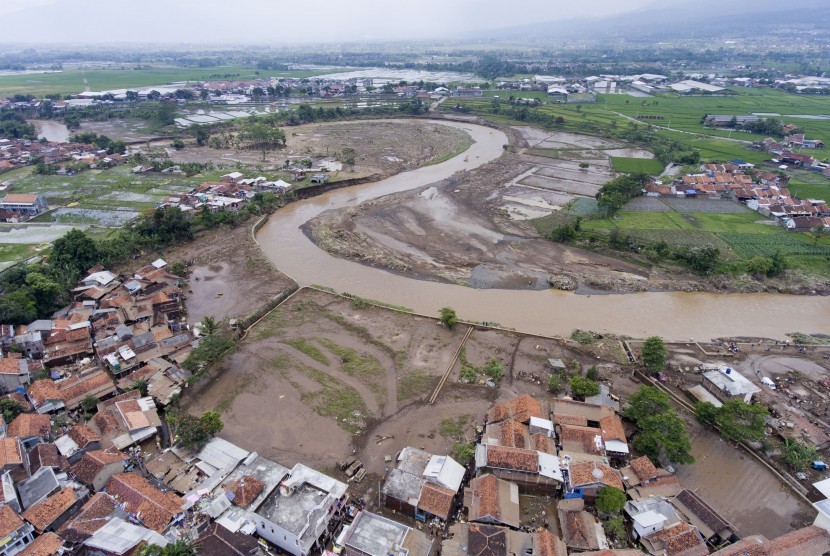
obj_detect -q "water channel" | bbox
[256,120,830,340]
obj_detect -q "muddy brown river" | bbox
[257,120,830,340]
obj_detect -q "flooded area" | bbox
[677,419,811,538]
[32,119,71,142]
[256,119,830,341]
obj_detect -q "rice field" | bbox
[611,157,665,174]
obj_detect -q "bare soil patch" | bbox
[115,222,294,325]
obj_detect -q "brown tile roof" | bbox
[58,371,115,408]
[2,194,39,203]
[417,482,455,520]
[645,522,708,556]
[68,423,100,447]
[532,433,552,453]
[489,395,543,424]
[0,358,22,374]
[18,532,63,556]
[629,456,658,482]
[70,448,127,485]
[561,510,599,550]
[674,489,730,536]
[0,437,23,468]
[486,445,538,473]
[759,525,830,556]
[92,410,122,436]
[534,529,567,556]
[599,414,626,442]
[8,413,51,440]
[22,486,79,532]
[467,523,508,556]
[56,492,117,544]
[499,420,528,449]
[28,442,62,473]
[468,475,501,522]
[0,504,24,538]
[116,399,151,431]
[568,461,624,490]
[197,522,262,556]
[226,476,265,508]
[559,424,604,455]
[27,379,63,406]
[105,472,183,532]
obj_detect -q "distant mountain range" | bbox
[481,0,830,42]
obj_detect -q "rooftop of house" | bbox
[559,507,601,551]
[22,485,79,532]
[105,472,184,532]
[417,482,455,520]
[671,489,732,539]
[643,521,708,556]
[226,476,265,508]
[8,412,51,440]
[488,395,544,424]
[534,529,568,556]
[567,461,624,491]
[466,474,520,529]
[28,442,62,474]
[197,522,263,556]
[70,448,127,485]
[17,531,63,556]
[345,511,432,556]
[0,503,25,538]
[627,456,659,483]
[484,445,539,473]
[702,366,761,397]
[0,437,23,468]
[57,492,122,544]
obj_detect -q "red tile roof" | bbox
[417,482,455,520]
[534,529,568,556]
[0,437,23,468]
[226,476,265,508]
[599,414,626,442]
[568,461,624,490]
[68,423,100,447]
[489,395,543,424]
[8,413,51,440]
[105,472,184,532]
[485,445,538,472]
[56,492,117,544]
[22,486,79,532]
[629,456,658,482]
[70,448,127,485]
[0,504,24,538]
[18,532,63,556]
[645,521,708,556]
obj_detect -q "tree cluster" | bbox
[626,386,694,465]
[169,410,224,449]
[0,112,36,139]
[695,399,768,443]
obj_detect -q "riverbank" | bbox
[256,119,830,340]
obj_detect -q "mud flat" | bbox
[256,119,830,341]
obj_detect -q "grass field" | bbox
[0,65,347,97]
[581,210,830,267]
[611,156,665,174]
[443,87,830,166]
[787,170,830,202]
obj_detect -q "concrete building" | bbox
[701,365,760,404]
[0,194,48,216]
[253,464,348,556]
[342,511,433,556]
[382,447,465,522]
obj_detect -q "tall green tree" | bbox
[633,411,695,464]
[625,386,672,424]
[50,229,100,281]
[596,486,627,515]
[641,336,668,372]
[714,399,768,443]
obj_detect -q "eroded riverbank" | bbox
[256,119,830,340]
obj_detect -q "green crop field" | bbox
[0,66,347,97]
[611,157,665,174]
[787,170,830,202]
[581,209,830,269]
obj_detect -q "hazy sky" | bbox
[0,0,662,44]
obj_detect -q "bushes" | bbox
[570,376,600,399]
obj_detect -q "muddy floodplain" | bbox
[185,288,814,534]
